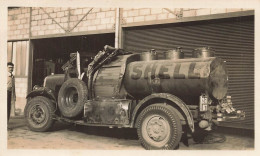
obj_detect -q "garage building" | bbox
[7,7,254,130]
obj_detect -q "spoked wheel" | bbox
[136,104,182,150]
[25,96,55,132]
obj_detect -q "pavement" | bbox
[7,116,254,150]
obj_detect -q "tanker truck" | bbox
[25,45,245,150]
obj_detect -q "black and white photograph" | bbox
[0,0,258,155]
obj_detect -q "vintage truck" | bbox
[25,45,245,150]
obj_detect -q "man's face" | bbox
[8,65,14,73]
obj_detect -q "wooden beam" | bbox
[69,8,93,32]
[30,29,115,39]
[40,7,68,32]
[163,8,183,19]
[163,8,177,15]
[7,38,29,42]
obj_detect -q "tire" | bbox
[136,104,182,150]
[24,96,55,132]
[58,78,87,118]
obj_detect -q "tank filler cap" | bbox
[140,49,157,61]
[193,47,215,58]
[150,49,156,53]
[176,47,183,52]
[165,47,184,60]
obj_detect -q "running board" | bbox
[54,116,132,128]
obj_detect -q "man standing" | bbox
[7,62,16,121]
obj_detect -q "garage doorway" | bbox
[31,33,115,88]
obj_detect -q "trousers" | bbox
[7,91,11,121]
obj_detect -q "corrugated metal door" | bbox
[123,16,254,129]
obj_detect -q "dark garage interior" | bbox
[31,33,115,87]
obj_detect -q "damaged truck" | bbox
[25,45,245,150]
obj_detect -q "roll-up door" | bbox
[123,16,254,129]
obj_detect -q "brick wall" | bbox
[8,7,252,40]
[8,8,30,40]
[122,8,252,25]
[8,7,116,40]
[31,7,66,36]
[70,8,116,32]
[30,7,116,37]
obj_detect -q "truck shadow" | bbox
[70,125,139,140]
[51,121,139,140]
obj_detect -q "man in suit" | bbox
[7,62,16,121]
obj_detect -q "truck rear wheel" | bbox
[136,104,182,150]
[24,96,55,132]
[58,78,87,118]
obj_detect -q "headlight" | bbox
[33,85,40,90]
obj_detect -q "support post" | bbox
[27,7,33,94]
[115,8,123,48]
[68,7,71,31]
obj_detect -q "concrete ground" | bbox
[7,116,254,150]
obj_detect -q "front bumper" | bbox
[198,95,246,131]
[216,110,245,121]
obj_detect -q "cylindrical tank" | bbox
[124,57,228,101]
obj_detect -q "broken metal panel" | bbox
[84,98,131,125]
[93,66,121,97]
[94,54,139,98]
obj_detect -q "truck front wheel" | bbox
[24,96,55,132]
[136,104,182,150]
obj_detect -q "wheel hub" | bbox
[30,105,45,124]
[146,117,168,142]
[65,87,78,107]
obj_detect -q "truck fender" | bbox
[131,93,195,133]
[26,87,56,102]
